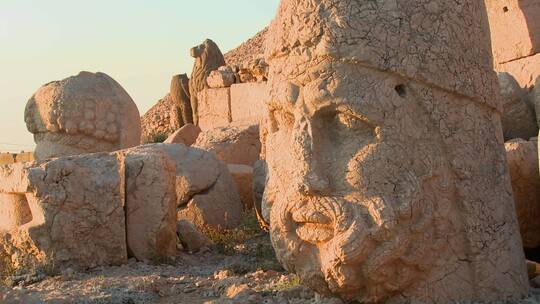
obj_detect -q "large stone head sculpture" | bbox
[25,72,141,160]
[263,1,528,302]
[189,39,226,126]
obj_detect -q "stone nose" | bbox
[292,116,330,195]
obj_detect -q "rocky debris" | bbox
[0,153,128,272]
[170,74,193,125]
[24,71,141,161]
[164,123,201,146]
[505,139,540,248]
[123,147,178,261]
[207,66,236,88]
[194,124,260,166]
[498,73,538,141]
[224,28,268,68]
[177,220,213,253]
[227,164,254,210]
[140,94,182,144]
[189,39,226,126]
[236,58,269,83]
[264,0,528,302]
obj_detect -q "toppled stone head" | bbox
[189,39,226,125]
[263,0,528,303]
[25,71,141,160]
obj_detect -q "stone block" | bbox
[230,83,267,125]
[487,0,540,64]
[0,153,127,272]
[227,164,254,210]
[197,88,231,131]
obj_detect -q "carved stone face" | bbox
[264,59,456,302]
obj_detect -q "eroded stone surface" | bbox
[164,124,201,146]
[506,139,540,249]
[177,219,212,252]
[227,164,254,210]
[263,0,528,302]
[197,88,231,131]
[230,83,268,126]
[0,153,127,272]
[170,74,193,125]
[498,73,538,140]
[189,39,226,126]
[207,66,236,88]
[194,124,260,166]
[133,144,242,231]
[25,71,141,160]
[123,147,178,261]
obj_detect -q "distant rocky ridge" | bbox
[224,27,268,67]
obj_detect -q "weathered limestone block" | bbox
[122,147,178,261]
[189,39,226,126]
[230,83,268,125]
[164,124,201,146]
[263,0,528,302]
[227,164,254,210]
[177,219,213,252]
[197,88,231,131]
[207,66,235,88]
[505,139,540,248]
[0,153,127,272]
[25,71,141,161]
[177,166,242,230]
[137,144,242,231]
[194,123,261,166]
[486,0,540,64]
[498,73,538,140]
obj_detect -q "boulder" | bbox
[24,71,141,161]
[194,124,261,166]
[506,139,540,248]
[164,124,201,146]
[0,153,127,272]
[177,220,213,252]
[227,164,254,210]
[498,72,538,140]
[207,66,236,88]
[134,144,242,231]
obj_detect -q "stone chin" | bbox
[269,189,442,303]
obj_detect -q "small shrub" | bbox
[143,132,168,144]
[202,211,265,255]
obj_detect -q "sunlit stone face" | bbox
[264,59,455,302]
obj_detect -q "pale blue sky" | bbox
[0,0,279,152]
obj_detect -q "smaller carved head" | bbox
[24,71,141,160]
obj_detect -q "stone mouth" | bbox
[291,206,335,245]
